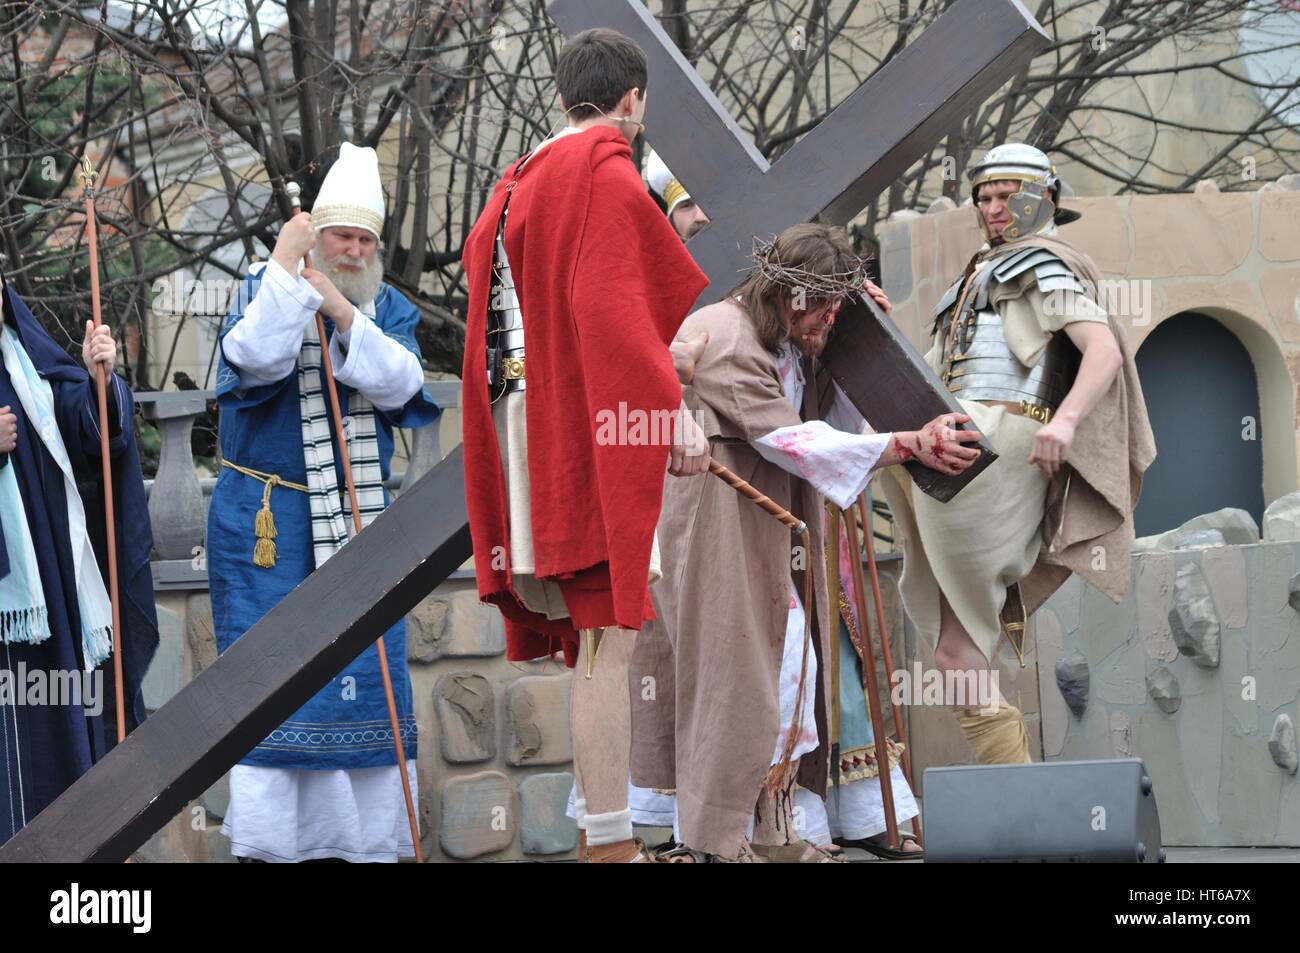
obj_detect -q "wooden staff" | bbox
[825,505,842,802]
[842,503,899,848]
[285,182,423,863]
[857,491,922,846]
[708,460,805,534]
[79,158,126,746]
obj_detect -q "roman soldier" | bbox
[880,143,1155,764]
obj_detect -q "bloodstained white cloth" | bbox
[772,584,819,766]
[753,342,890,509]
[754,341,891,775]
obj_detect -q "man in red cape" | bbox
[461,28,708,862]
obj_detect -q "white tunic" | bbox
[221,762,419,863]
[793,769,919,843]
[762,342,891,767]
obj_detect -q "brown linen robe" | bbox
[630,298,834,859]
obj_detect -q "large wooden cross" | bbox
[550,0,1049,499]
[0,2,1047,862]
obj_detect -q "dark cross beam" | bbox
[551,0,1046,300]
[0,448,472,863]
[549,0,1050,500]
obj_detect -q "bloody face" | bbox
[787,294,843,358]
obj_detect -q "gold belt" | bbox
[221,461,309,569]
[978,399,1054,424]
[502,356,525,380]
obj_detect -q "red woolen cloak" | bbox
[461,127,708,666]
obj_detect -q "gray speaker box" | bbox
[922,758,1164,862]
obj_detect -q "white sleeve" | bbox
[329,309,424,411]
[222,259,322,389]
[752,419,892,510]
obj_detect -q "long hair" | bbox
[729,223,858,352]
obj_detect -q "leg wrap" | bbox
[957,701,1032,764]
[584,808,634,846]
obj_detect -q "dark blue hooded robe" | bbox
[0,275,158,844]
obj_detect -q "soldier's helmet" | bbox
[967,142,1081,240]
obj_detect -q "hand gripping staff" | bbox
[80,158,128,748]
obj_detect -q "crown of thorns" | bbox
[749,235,869,298]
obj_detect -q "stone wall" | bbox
[407,581,578,860]
[1035,540,1300,846]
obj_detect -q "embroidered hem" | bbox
[835,738,905,783]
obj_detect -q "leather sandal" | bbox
[833,831,924,860]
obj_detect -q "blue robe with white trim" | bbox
[210,272,438,770]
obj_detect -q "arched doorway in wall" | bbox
[1133,311,1265,537]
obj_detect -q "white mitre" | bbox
[312,142,385,237]
[644,149,691,215]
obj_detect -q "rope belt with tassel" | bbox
[221,461,310,568]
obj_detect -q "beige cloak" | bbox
[630,299,834,859]
[881,233,1156,659]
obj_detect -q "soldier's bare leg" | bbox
[934,592,1031,764]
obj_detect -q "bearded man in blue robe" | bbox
[209,144,438,863]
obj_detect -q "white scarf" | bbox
[0,326,113,669]
[297,309,385,569]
